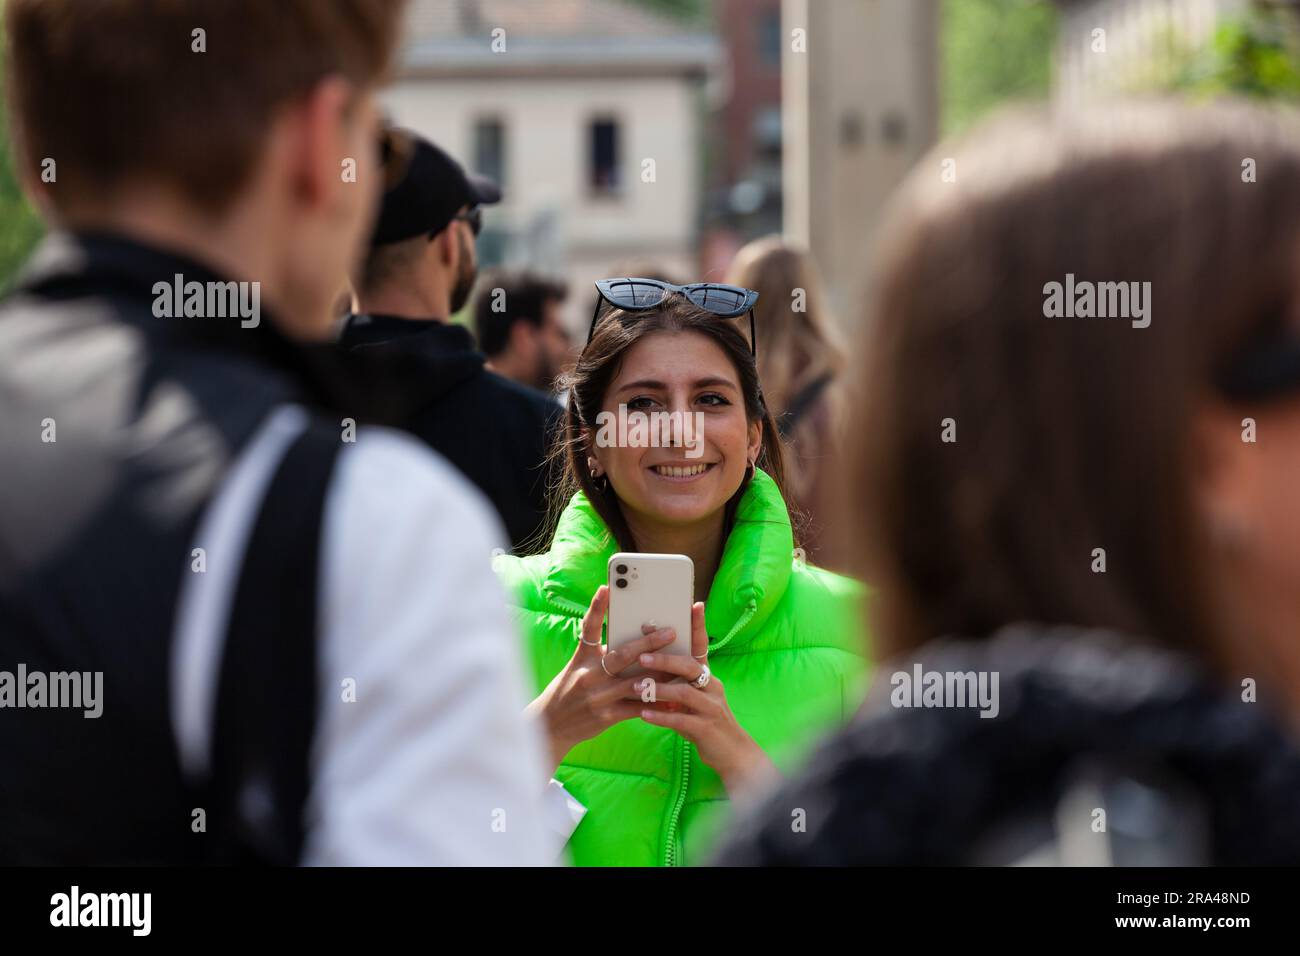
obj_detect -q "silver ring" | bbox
[692,652,708,660]
[580,636,601,646]
[691,664,711,689]
[600,655,615,678]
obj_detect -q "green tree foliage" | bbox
[0,16,44,293]
[1171,8,1300,100]
[942,0,1058,135]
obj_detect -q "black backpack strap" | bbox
[205,418,343,864]
[777,372,834,440]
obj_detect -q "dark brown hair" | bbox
[473,268,570,358]
[4,0,407,216]
[541,295,794,553]
[851,101,1300,663]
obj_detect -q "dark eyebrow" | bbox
[616,377,739,393]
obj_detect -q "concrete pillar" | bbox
[783,0,940,325]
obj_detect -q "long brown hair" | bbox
[725,235,847,417]
[850,101,1300,663]
[542,295,794,553]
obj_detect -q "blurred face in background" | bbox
[1195,304,1300,694]
[4,0,406,342]
[589,329,761,535]
[278,83,384,338]
[523,298,575,390]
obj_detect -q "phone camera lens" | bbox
[615,578,628,589]
[616,564,628,574]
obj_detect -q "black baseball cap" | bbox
[371,127,501,247]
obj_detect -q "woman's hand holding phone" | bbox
[523,585,681,777]
[637,600,778,796]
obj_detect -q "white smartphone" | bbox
[606,552,694,676]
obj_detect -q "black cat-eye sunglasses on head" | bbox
[588,277,759,358]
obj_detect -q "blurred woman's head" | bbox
[555,296,788,550]
[726,236,846,415]
[853,102,1300,700]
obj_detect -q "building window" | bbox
[758,9,781,67]
[588,117,621,197]
[473,117,506,191]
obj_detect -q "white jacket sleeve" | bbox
[302,427,551,866]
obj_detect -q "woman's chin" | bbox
[617,470,743,529]
[637,492,728,527]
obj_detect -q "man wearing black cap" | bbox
[341,129,562,552]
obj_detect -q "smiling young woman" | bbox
[493,292,870,866]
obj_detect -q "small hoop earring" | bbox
[586,458,609,493]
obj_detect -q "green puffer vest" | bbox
[493,469,870,866]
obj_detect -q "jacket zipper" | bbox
[663,737,692,866]
[660,602,757,866]
[547,587,690,864]
[547,593,591,617]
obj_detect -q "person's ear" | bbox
[462,223,478,267]
[509,319,539,359]
[747,419,763,470]
[581,428,607,477]
[435,223,459,269]
[1192,400,1257,551]
[288,75,357,211]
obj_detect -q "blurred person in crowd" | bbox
[0,0,553,865]
[494,279,869,865]
[716,101,1300,866]
[342,131,561,552]
[475,269,574,394]
[726,237,848,568]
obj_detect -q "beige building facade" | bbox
[385,0,718,331]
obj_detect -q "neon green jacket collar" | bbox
[540,468,793,653]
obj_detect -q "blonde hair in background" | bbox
[726,236,848,563]
[725,235,847,417]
